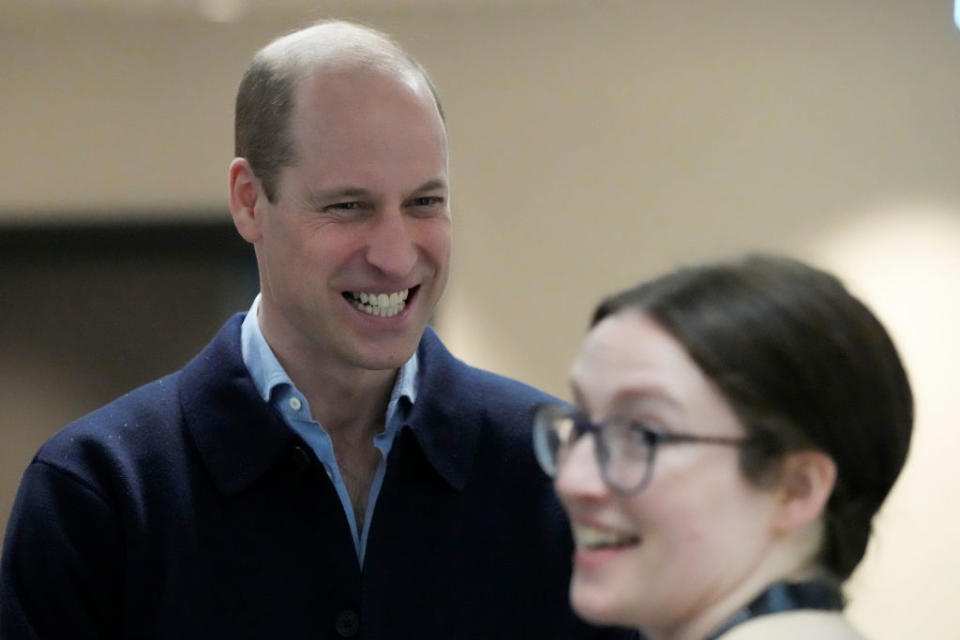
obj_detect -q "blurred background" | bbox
[2,1,959,637]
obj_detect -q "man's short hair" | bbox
[234,20,444,203]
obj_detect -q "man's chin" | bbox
[350,338,421,372]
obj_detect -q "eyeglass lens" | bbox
[534,407,654,493]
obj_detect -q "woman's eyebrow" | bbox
[568,382,681,419]
[608,387,683,416]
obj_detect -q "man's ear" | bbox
[228,157,264,244]
[772,450,837,535]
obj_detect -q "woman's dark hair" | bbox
[591,254,913,580]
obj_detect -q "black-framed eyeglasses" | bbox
[533,403,749,494]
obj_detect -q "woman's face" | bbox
[555,311,781,634]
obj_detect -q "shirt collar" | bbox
[184,313,481,497]
[241,293,419,409]
[240,297,482,492]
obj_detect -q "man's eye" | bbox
[411,196,444,207]
[322,202,371,220]
[328,201,362,210]
[407,196,446,217]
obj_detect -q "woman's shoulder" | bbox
[718,610,867,640]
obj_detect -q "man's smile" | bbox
[343,286,418,317]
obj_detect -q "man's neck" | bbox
[274,342,398,436]
[257,307,401,435]
[307,367,398,436]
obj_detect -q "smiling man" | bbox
[0,20,635,640]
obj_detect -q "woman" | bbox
[534,254,912,640]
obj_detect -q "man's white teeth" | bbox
[572,524,641,550]
[348,289,410,317]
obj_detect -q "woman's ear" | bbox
[772,450,837,535]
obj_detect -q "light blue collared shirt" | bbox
[240,294,418,566]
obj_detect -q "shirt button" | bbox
[288,397,302,411]
[335,609,360,637]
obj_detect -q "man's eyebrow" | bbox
[411,178,448,194]
[304,181,448,208]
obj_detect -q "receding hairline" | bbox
[234,19,446,201]
[253,20,437,102]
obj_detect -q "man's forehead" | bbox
[289,64,445,147]
[282,69,448,185]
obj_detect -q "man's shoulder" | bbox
[469,365,558,408]
[32,314,246,486]
[417,327,560,412]
[32,371,187,481]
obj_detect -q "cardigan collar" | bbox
[401,325,483,491]
[180,313,297,497]
[181,315,480,496]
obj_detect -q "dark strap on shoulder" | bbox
[704,580,844,640]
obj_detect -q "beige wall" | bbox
[3,2,959,637]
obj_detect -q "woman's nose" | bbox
[554,434,609,500]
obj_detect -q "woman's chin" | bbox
[569,579,637,629]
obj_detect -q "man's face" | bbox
[253,67,451,375]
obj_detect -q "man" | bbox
[1,20,634,640]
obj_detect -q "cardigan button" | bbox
[290,446,311,472]
[279,445,312,485]
[335,609,360,637]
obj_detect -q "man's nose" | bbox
[365,207,418,277]
[554,435,609,500]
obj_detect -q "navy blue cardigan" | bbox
[1,315,633,640]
